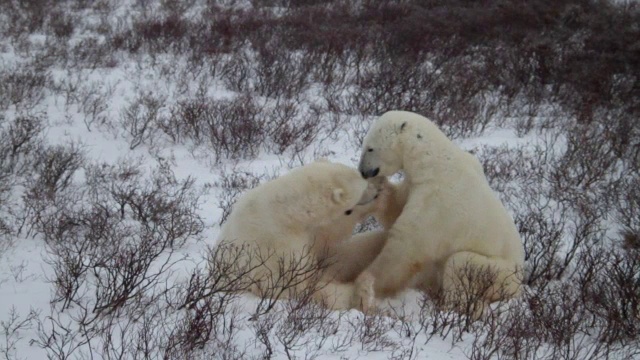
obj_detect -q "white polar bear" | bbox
[354,110,525,316]
[216,160,384,310]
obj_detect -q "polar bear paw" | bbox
[353,271,375,312]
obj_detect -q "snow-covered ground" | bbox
[0,53,482,360]
[0,1,638,359]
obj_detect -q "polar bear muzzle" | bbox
[359,167,379,179]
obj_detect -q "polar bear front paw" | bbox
[353,271,375,312]
[368,176,389,194]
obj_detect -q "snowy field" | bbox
[0,1,638,359]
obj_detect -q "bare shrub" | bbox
[513,187,567,289]
[264,100,323,157]
[350,312,397,352]
[161,94,266,162]
[475,145,533,199]
[160,97,208,144]
[163,244,254,358]
[109,12,190,55]
[249,244,332,318]
[219,51,253,93]
[30,311,88,360]
[1,0,51,35]
[348,47,496,138]
[47,9,74,38]
[252,310,278,359]
[463,275,639,360]
[32,243,251,359]
[549,122,622,210]
[0,67,51,111]
[481,129,614,291]
[252,40,312,100]
[179,243,258,313]
[616,174,640,247]
[214,169,265,226]
[603,111,640,167]
[351,55,435,118]
[0,114,45,182]
[77,81,113,132]
[388,303,425,360]
[32,142,85,200]
[0,306,38,359]
[426,70,497,139]
[466,128,637,359]
[0,114,45,257]
[69,36,117,70]
[273,293,335,359]
[119,92,166,150]
[174,243,361,358]
[465,299,543,360]
[136,13,189,52]
[578,243,640,346]
[205,94,265,160]
[0,0,638,358]
[162,242,338,359]
[23,156,205,313]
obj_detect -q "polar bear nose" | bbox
[360,167,380,179]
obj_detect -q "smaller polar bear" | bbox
[216,160,384,310]
[354,110,525,317]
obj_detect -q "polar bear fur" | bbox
[216,160,384,310]
[354,110,525,316]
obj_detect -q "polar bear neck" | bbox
[399,125,459,185]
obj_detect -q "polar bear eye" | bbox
[367,148,374,152]
[345,209,353,215]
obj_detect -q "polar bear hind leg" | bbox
[441,251,522,318]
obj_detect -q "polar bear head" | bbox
[295,160,379,223]
[358,111,412,179]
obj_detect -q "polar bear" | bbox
[216,160,384,310]
[354,110,525,316]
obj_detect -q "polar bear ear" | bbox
[332,188,346,204]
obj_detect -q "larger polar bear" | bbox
[355,110,525,316]
[217,160,383,310]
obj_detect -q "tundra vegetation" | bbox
[0,0,638,359]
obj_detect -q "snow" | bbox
[0,1,634,359]
[0,53,475,359]
[5,20,496,360]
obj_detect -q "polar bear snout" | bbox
[360,167,379,179]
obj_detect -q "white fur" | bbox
[217,160,383,310]
[355,110,525,316]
